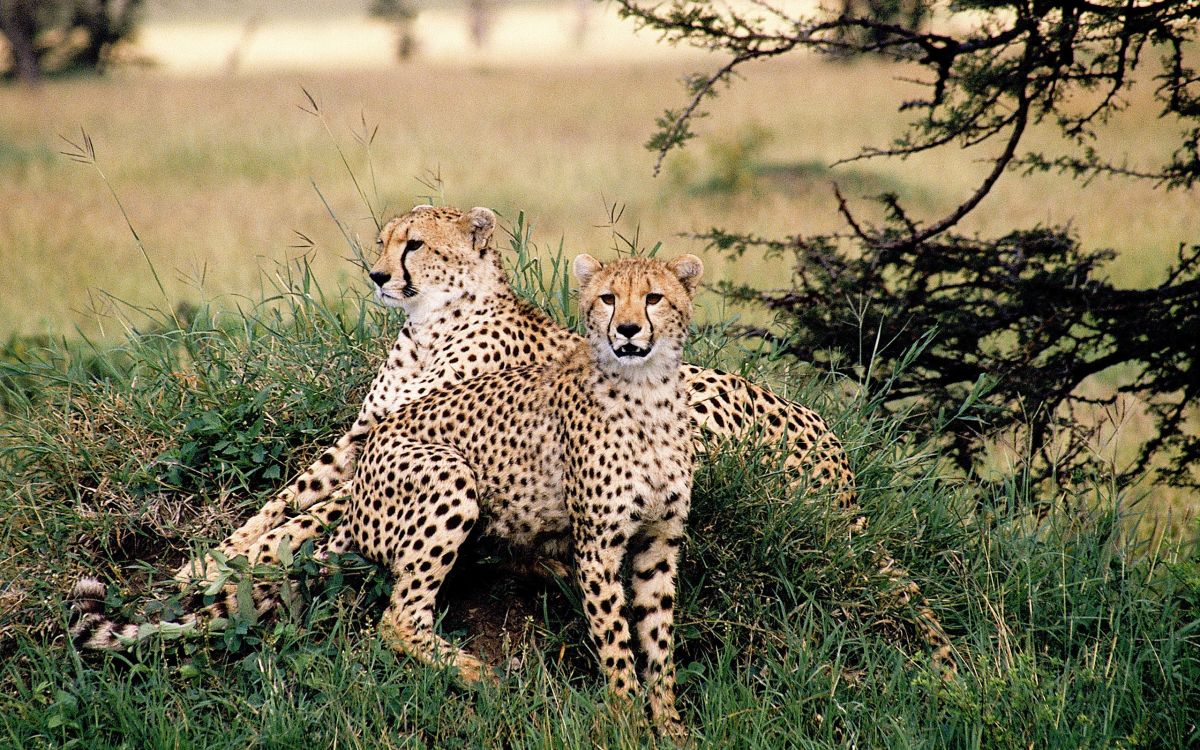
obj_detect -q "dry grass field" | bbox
[1,2,1195,533]
[2,4,1197,337]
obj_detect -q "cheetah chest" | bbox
[573,390,693,526]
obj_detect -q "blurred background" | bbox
[2,0,1197,540]
[2,0,1195,336]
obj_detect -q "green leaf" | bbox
[236,577,259,627]
[277,536,294,568]
[203,573,230,597]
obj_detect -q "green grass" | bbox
[2,225,1198,747]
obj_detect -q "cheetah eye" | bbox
[599,293,615,305]
[404,239,424,252]
[645,293,663,305]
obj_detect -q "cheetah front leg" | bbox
[173,430,365,585]
[573,531,640,704]
[629,519,686,736]
[193,496,351,621]
[181,332,424,577]
[178,478,358,585]
[176,359,465,586]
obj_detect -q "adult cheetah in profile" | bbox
[72,253,703,736]
[191,205,951,670]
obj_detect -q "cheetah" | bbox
[144,205,950,672]
[74,254,704,735]
[186,206,855,583]
[184,205,951,670]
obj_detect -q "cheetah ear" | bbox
[667,254,704,296]
[573,254,603,289]
[411,204,433,211]
[463,207,496,255]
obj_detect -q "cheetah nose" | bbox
[616,323,641,338]
[369,271,391,287]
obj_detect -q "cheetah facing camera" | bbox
[72,253,704,736]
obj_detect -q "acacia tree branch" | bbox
[621,1,1043,243]
[832,184,871,243]
[623,0,1200,243]
[647,47,794,175]
[864,42,1035,249]
[829,93,1011,166]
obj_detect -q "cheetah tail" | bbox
[67,577,140,651]
[68,571,310,653]
[876,560,958,677]
[67,577,213,652]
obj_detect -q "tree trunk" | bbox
[0,0,42,85]
[73,0,115,72]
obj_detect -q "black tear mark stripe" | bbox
[399,239,424,292]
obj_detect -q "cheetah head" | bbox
[573,253,703,373]
[369,205,502,318]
